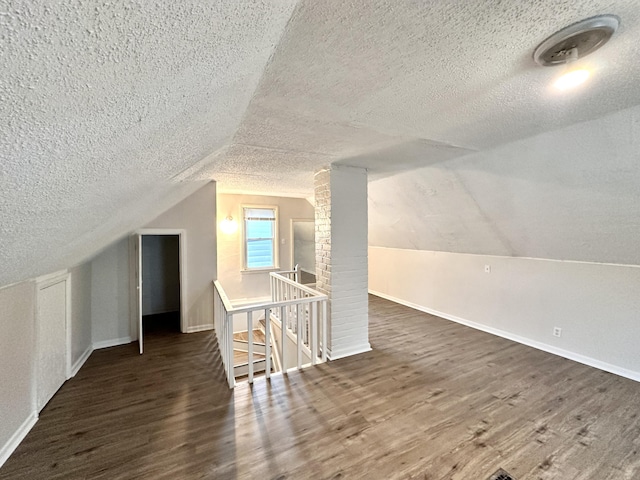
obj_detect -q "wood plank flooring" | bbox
[2,295,640,479]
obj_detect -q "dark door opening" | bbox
[141,235,181,336]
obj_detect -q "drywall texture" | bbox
[369,103,640,265]
[215,0,640,195]
[217,193,314,301]
[91,239,131,345]
[0,1,297,287]
[369,247,640,378]
[5,0,640,292]
[0,281,36,461]
[141,235,180,316]
[315,166,370,359]
[145,182,217,330]
[70,262,92,366]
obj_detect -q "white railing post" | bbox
[280,305,286,371]
[247,312,254,384]
[322,300,327,362]
[296,303,302,369]
[265,308,271,380]
[226,312,234,388]
[311,301,318,365]
[215,275,327,387]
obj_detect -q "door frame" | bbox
[34,269,71,413]
[130,229,187,344]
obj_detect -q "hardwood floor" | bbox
[2,295,640,479]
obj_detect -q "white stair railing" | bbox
[212,271,327,389]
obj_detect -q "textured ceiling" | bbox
[0,0,297,286]
[3,0,640,287]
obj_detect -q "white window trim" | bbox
[241,204,280,272]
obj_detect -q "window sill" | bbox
[241,267,280,274]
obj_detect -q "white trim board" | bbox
[327,343,372,361]
[93,336,132,350]
[186,324,214,333]
[0,411,37,468]
[369,289,640,383]
[70,346,93,377]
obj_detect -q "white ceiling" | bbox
[3,0,640,286]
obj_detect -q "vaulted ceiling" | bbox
[3,0,640,287]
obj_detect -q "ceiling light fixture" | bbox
[533,15,619,90]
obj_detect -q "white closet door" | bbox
[37,279,68,412]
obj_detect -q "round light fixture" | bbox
[554,69,590,90]
[533,15,619,67]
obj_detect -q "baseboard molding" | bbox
[369,289,640,383]
[92,336,132,350]
[327,343,372,361]
[70,345,93,377]
[0,411,38,468]
[186,324,213,333]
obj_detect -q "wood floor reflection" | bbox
[2,295,640,479]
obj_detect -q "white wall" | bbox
[369,247,640,380]
[368,104,640,265]
[70,262,92,368]
[217,193,314,302]
[0,280,37,466]
[315,166,370,360]
[293,220,315,273]
[91,239,131,346]
[145,182,217,331]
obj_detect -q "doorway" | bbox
[132,229,186,354]
[290,219,316,285]
[142,235,181,334]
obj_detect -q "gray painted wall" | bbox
[91,238,131,345]
[369,104,640,265]
[293,221,315,273]
[0,281,36,463]
[144,182,217,330]
[0,261,94,466]
[369,247,640,379]
[70,262,92,366]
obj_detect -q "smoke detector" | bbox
[533,15,619,67]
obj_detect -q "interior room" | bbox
[2,1,640,479]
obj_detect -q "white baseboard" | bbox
[327,343,372,361]
[186,324,214,333]
[92,336,132,350]
[0,411,38,468]
[70,346,93,377]
[369,289,640,383]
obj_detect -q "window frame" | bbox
[241,205,280,272]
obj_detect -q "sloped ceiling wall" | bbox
[369,104,640,265]
[0,1,297,286]
[4,0,640,287]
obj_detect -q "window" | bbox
[242,206,278,270]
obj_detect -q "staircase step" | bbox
[233,329,266,344]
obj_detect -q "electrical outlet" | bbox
[553,327,562,337]
[484,264,491,273]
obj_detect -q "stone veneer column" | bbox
[314,165,371,360]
